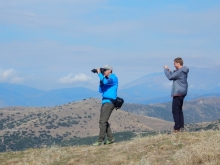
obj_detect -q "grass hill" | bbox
[0,130,219,165]
[0,98,172,152]
[122,97,220,123]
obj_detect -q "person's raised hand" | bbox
[164,65,169,69]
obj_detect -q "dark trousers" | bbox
[172,96,185,130]
[98,103,114,142]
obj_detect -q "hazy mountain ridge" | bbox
[122,97,220,124]
[0,66,220,107]
[119,66,220,103]
[0,83,100,107]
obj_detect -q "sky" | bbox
[0,0,220,90]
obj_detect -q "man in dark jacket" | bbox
[164,57,189,132]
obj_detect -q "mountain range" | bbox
[0,66,220,106]
[119,66,220,103]
[0,83,100,107]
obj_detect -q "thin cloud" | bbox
[10,77,24,84]
[0,0,105,28]
[0,68,24,84]
[59,73,92,84]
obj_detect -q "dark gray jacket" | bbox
[164,66,189,97]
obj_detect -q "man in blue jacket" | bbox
[164,57,189,132]
[93,65,118,146]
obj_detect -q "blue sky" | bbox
[0,0,220,90]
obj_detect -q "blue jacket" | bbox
[164,66,189,97]
[98,73,118,104]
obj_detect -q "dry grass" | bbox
[0,130,220,165]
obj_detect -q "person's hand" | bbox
[164,65,169,69]
[97,69,100,73]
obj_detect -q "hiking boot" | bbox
[93,141,102,146]
[173,129,180,133]
[105,139,114,145]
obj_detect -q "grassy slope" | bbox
[0,130,220,165]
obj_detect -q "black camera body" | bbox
[91,68,106,74]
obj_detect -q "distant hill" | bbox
[0,98,172,152]
[122,97,220,124]
[0,83,100,107]
[119,66,220,104]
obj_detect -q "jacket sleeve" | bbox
[164,69,180,80]
[98,73,117,85]
[99,85,103,93]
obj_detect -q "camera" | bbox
[91,68,106,74]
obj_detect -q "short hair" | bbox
[174,57,183,66]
